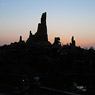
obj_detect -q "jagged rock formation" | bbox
[53,37,61,46]
[19,36,22,42]
[26,31,34,44]
[26,12,48,45]
[70,36,76,47]
[18,36,25,44]
[35,12,48,41]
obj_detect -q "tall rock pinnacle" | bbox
[41,12,46,24]
[35,12,48,41]
[26,12,48,44]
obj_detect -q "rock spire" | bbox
[26,12,48,44]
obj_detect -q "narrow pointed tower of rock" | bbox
[35,12,48,41]
[26,12,50,46]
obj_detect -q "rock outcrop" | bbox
[26,12,48,45]
[70,36,76,47]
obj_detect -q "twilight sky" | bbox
[0,0,95,48]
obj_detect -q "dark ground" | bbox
[0,43,95,95]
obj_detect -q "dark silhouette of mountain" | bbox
[0,12,95,94]
[26,12,50,47]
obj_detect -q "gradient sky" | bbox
[0,0,95,48]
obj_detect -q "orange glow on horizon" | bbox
[0,35,95,49]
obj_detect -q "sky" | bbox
[0,0,95,48]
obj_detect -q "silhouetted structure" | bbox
[0,12,95,95]
[70,36,76,47]
[26,12,48,45]
[53,37,61,46]
[18,36,25,45]
[19,36,22,42]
